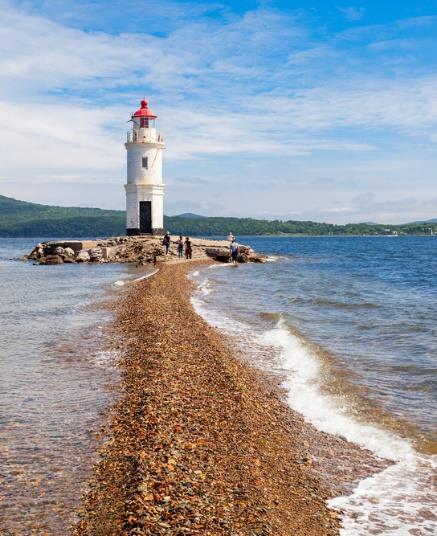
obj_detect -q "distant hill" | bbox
[0,195,436,237]
[174,213,205,219]
[409,218,437,224]
[0,195,125,237]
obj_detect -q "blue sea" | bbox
[1,236,436,534]
[0,238,147,534]
[191,236,436,535]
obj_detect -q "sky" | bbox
[1,0,437,223]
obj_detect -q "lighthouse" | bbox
[124,99,165,235]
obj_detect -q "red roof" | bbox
[132,99,157,119]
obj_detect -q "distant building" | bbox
[124,99,165,235]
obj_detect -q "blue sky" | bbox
[1,0,437,222]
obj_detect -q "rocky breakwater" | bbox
[26,236,267,265]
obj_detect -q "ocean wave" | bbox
[308,298,380,309]
[207,263,233,269]
[114,268,159,287]
[263,320,413,460]
[262,319,436,535]
[191,282,437,535]
[265,255,286,262]
[329,454,436,535]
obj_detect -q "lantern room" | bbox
[127,99,164,144]
[132,99,157,129]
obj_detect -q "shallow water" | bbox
[0,238,146,534]
[191,236,437,535]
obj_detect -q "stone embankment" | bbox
[25,236,267,265]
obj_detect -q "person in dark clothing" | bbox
[230,239,239,264]
[163,232,171,255]
[185,237,192,260]
[177,235,184,259]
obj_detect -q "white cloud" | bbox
[0,1,436,222]
[0,100,124,182]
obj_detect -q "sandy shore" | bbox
[74,261,345,535]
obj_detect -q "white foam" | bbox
[113,269,159,288]
[208,263,233,269]
[329,455,436,535]
[262,321,413,460]
[92,349,120,367]
[132,269,159,282]
[261,320,437,535]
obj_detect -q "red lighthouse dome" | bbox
[132,99,157,120]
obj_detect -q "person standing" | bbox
[227,231,235,242]
[185,237,192,260]
[177,235,184,259]
[230,238,239,264]
[163,232,171,255]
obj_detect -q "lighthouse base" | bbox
[126,228,164,236]
[126,228,140,236]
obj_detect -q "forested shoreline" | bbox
[1,195,435,237]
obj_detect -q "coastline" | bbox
[73,261,347,535]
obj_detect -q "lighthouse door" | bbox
[139,201,152,234]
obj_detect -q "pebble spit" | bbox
[73,260,341,535]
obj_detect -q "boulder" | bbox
[89,247,103,262]
[63,247,75,257]
[100,246,115,260]
[54,246,65,256]
[205,247,230,260]
[248,253,268,263]
[28,243,44,260]
[76,250,90,262]
[215,254,231,263]
[45,255,64,265]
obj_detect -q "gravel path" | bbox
[73,261,340,535]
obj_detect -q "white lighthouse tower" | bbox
[124,99,165,235]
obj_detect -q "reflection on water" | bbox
[0,238,146,534]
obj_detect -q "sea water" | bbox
[0,238,148,533]
[191,236,436,535]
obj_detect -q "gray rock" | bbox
[89,247,103,262]
[76,250,90,262]
[63,247,75,257]
[28,243,45,260]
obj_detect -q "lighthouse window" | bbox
[142,157,148,169]
[140,117,149,128]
